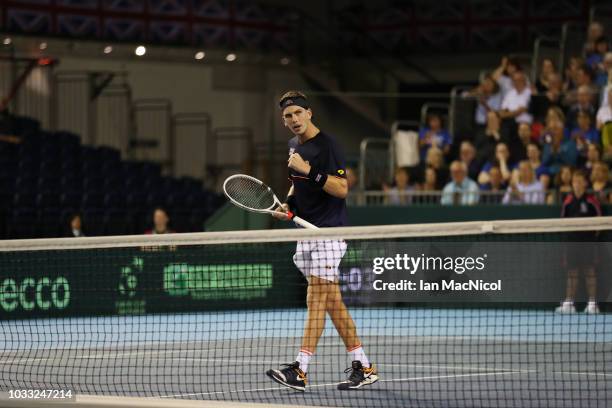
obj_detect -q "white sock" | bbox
[295,349,312,373]
[348,345,370,368]
[563,299,574,305]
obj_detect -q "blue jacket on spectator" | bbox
[541,139,578,175]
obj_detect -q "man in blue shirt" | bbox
[266,91,379,392]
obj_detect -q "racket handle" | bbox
[286,212,319,229]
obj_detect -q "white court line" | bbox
[553,371,612,378]
[158,370,527,399]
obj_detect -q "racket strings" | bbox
[225,177,276,210]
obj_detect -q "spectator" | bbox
[145,207,174,234]
[478,142,513,185]
[584,143,602,174]
[499,71,533,124]
[474,111,502,164]
[585,22,605,56]
[384,167,414,205]
[541,118,578,176]
[556,169,602,314]
[534,58,557,93]
[515,121,534,160]
[479,165,507,204]
[595,52,612,87]
[345,166,358,190]
[564,56,585,92]
[459,141,480,181]
[564,65,597,108]
[66,213,85,237]
[591,161,612,204]
[492,56,523,96]
[586,36,609,73]
[465,73,502,127]
[596,87,612,130]
[502,161,545,204]
[571,110,600,164]
[551,165,574,204]
[524,142,550,190]
[415,166,439,204]
[441,161,479,205]
[566,85,596,128]
[418,113,452,157]
[529,73,563,125]
[424,146,449,186]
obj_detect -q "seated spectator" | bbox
[591,161,612,204]
[541,118,578,176]
[478,142,514,185]
[492,56,523,96]
[465,73,502,127]
[584,143,602,174]
[418,113,452,157]
[571,111,600,165]
[529,73,564,124]
[474,111,502,164]
[534,58,557,93]
[479,165,507,204]
[515,121,534,160]
[145,207,175,234]
[384,167,415,205]
[424,145,449,186]
[566,85,596,128]
[550,165,574,204]
[503,161,545,204]
[459,141,480,181]
[66,213,85,237]
[585,22,605,56]
[499,71,533,124]
[586,36,609,73]
[555,169,602,314]
[595,52,612,87]
[523,142,550,189]
[563,56,584,92]
[414,166,440,204]
[441,161,479,205]
[564,65,597,108]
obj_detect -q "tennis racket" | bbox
[223,174,318,229]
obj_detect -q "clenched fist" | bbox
[288,153,311,175]
[272,203,290,220]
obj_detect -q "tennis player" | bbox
[266,91,378,391]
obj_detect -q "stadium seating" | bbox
[0,114,224,239]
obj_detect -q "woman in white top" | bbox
[596,87,612,129]
[503,161,545,204]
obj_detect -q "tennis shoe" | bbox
[584,302,600,314]
[337,360,379,390]
[266,361,307,392]
[555,301,576,314]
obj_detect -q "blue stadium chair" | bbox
[0,193,12,211]
[83,192,105,208]
[129,209,150,233]
[60,192,82,208]
[37,192,61,208]
[82,209,104,236]
[171,211,190,233]
[40,161,61,177]
[96,146,121,164]
[104,193,127,208]
[83,177,106,192]
[13,192,37,208]
[39,208,62,237]
[54,131,81,148]
[8,208,39,238]
[126,192,147,209]
[103,209,132,236]
[60,176,83,192]
[0,176,15,193]
[103,176,125,193]
[125,177,145,193]
[146,192,167,208]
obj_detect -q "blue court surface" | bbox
[2,308,611,408]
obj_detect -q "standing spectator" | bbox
[384,167,415,205]
[459,141,480,181]
[441,161,479,205]
[595,52,612,87]
[479,165,507,204]
[556,169,602,314]
[474,111,502,165]
[541,118,578,176]
[478,142,513,185]
[534,58,557,93]
[591,161,612,204]
[499,71,533,124]
[492,56,523,96]
[145,207,175,234]
[586,36,609,73]
[418,113,452,157]
[502,161,545,204]
[585,22,605,56]
[66,213,85,237]
[465,74,502,127]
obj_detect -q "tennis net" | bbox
[1,217,611,408]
